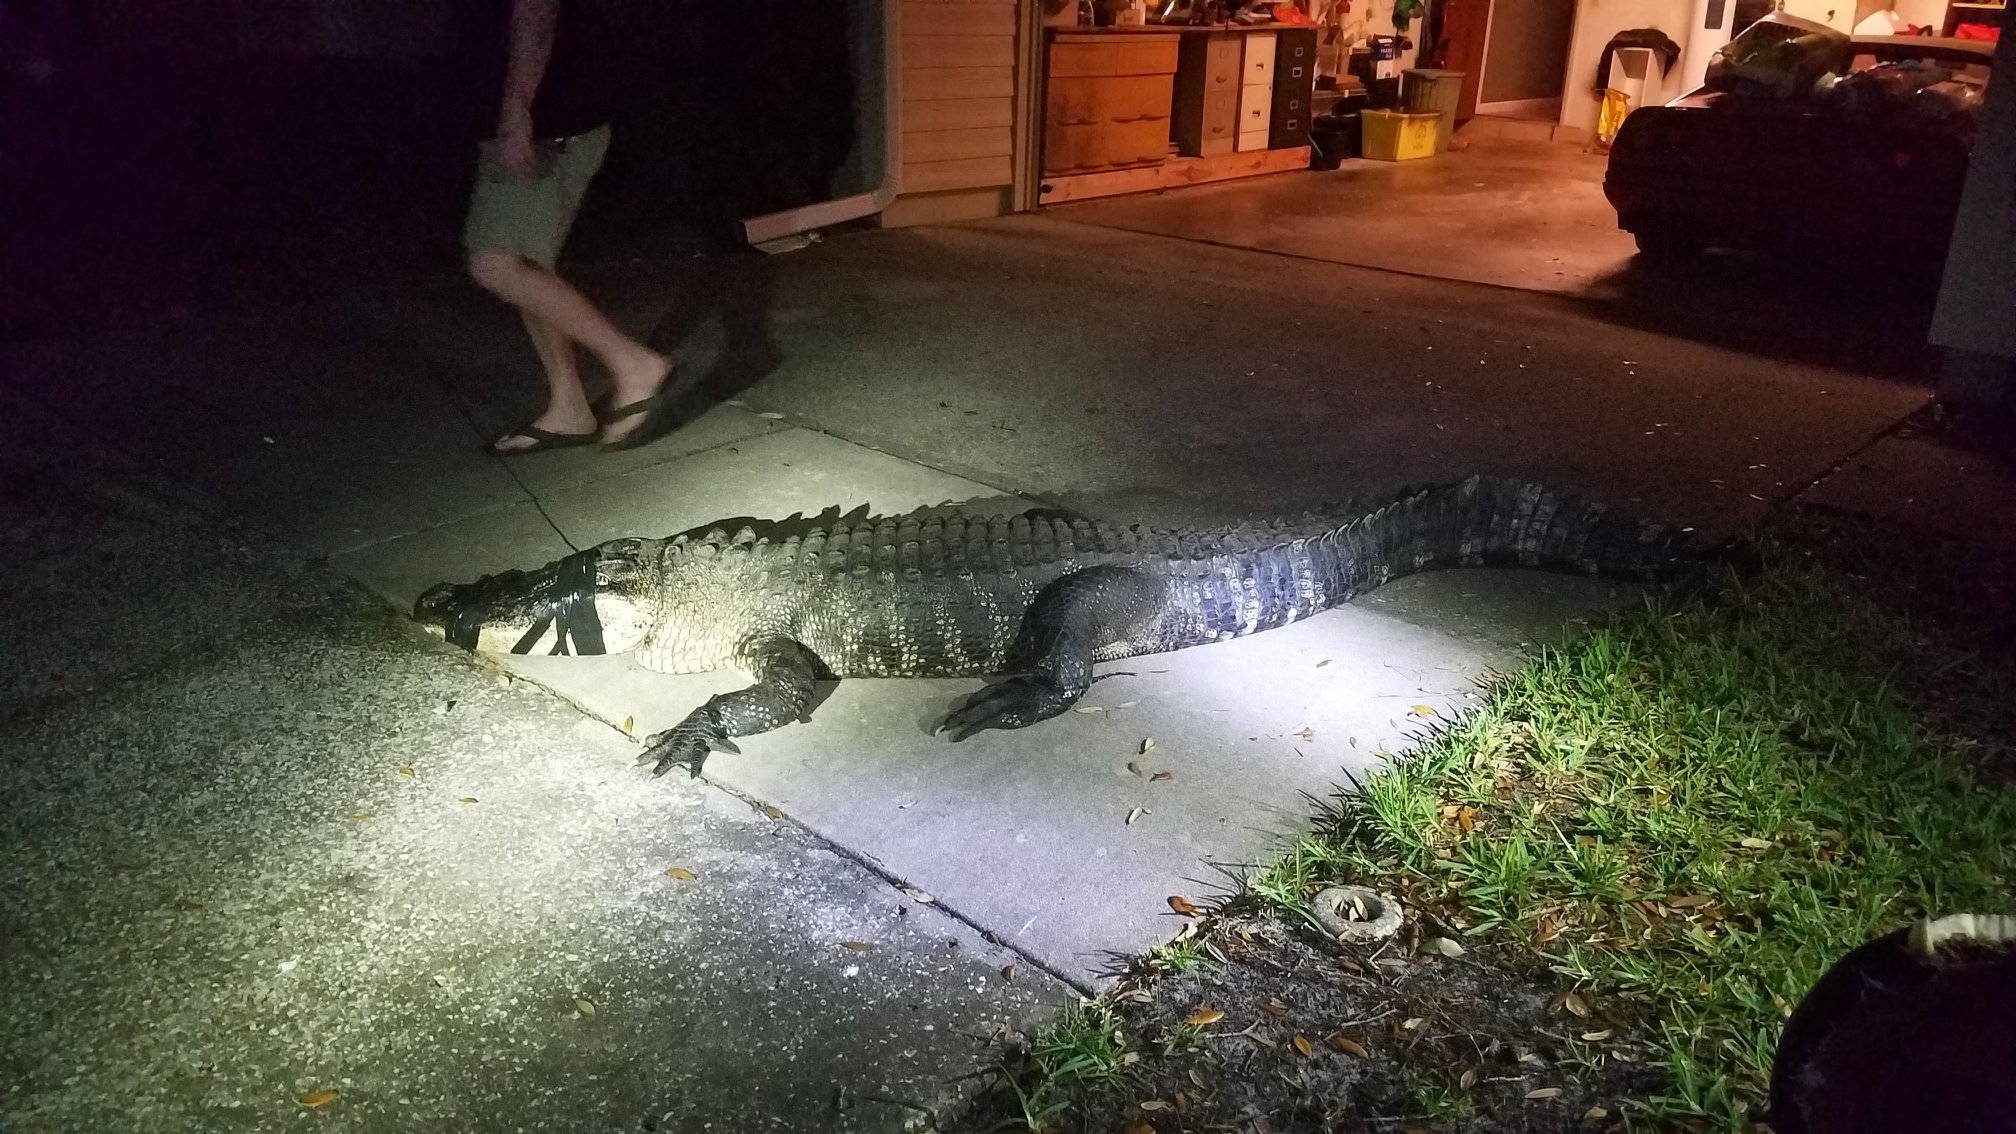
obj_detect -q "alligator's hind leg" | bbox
[938,565,1164,741]
[638,637,819,778]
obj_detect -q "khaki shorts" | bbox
[461,124,611,267]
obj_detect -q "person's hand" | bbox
[495,107,538,176]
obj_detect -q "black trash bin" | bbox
[1309,112,1362,169]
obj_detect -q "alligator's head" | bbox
[413,538,661,656]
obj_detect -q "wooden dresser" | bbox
[1042,32,1180,175]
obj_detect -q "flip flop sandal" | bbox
[598,391,675,452]
[486,425,598,456]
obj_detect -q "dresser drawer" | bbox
[1236,126,1270,152]
[1240,32,1277,87]
[1050,33,1179,78]
[1044,117,1173,173]
[1204,34,1242,91]
[1046,75,1174,128]
[1237,84,1271,133]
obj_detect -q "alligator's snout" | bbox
[414,582,457,625]
[413,581,483,650]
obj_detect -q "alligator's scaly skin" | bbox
[414,477,1694,776]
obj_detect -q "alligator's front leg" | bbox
[638,637,819,778]
[939,565,1165,741]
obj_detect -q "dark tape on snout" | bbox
[511,548,606,656]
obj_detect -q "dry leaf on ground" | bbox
[1328,1034,1369,1057]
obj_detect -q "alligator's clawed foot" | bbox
[937,675,1078,741]
[635,710,740,779]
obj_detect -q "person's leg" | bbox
[466,250,669,422]
[477,309,597,453]
[463,126,672,450]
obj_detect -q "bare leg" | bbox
[468,251,673,447]
[480,312,599,452]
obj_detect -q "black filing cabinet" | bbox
[1268,27,1317,149]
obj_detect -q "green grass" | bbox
[1146,931,1213,976]
[1003,1000,1133,1131]
[1251,522,2016,1127]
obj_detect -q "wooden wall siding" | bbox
[901,0,1017,194]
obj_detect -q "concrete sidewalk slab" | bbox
[332,426,1027,611]
[1801,426,2016,549]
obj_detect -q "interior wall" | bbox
[1776,0,1856,31]
[1853,0,1949,31]
[1478,0,1577,105]
[1558,0,1693,134]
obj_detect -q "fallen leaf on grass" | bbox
[1127,761,1144,777]
[1327,1034,1368,1057]
[396,766,414,777]
[1580,1029,1614,1042]
[761,804,783,820]
[575,997,597,1018]
[1524,1087,1561,1100]
[1400,1017,1426,1031]
[1459,1068,1478,1089]
[1139,738,1155,754]
[1410,704,1437,717]
[1582,1107,1609,1121]
[899,886,935,903]
[1151,770,1173,781]
[1188,1068,1207,1087]
[350,814,371,822]
[1184,1007,1224,1026]
[1137,1099,1169,1111]
[1553,991,1590,1018]
[458,797,479,804]
[665,867,697,881]
[1425,937,1465,957]
[623,715,634,735]
[1261,998,1288,1017]
[842,941,872,951]
[1297,727,1316,742]
[1292,1035,1314,1058]
[299,1089,337,1108]
[1001,965,1017,981]
[1739,837,1772,850]
[1666,894,1713,908]
[1126,807,1148,826]
[1167,896,1199,916]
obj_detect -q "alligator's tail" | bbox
[1313,476,1696,606]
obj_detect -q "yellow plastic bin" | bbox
[1360,110,1440,161]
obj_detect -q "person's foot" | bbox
[489,407,600,455]
[598,352,676,449]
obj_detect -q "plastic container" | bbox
[1359,109,1440,161]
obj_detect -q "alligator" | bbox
[413,476,1694,778]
